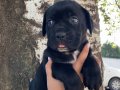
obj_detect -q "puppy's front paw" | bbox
[52,63,84,90]
[82,56,102,90]
[83,67,102,90]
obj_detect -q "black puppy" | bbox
[29,1,102,90]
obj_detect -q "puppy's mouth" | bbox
[57,44,69,52]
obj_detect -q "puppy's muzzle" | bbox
[55,32,66,41]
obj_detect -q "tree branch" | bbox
[115,0,120,9]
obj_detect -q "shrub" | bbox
[101,42,120,58]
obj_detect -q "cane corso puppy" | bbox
[29,1,102,90]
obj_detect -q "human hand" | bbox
[45,58,65,90]
[45,43,91,90]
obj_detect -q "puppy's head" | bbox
[42,1,93,52]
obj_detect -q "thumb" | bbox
[45,57,53,77]
[73,43,90,74]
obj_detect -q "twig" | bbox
[115,0,120,10]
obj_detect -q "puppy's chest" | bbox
[47,50,80,64]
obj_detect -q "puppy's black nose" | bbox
[56,32,66,41]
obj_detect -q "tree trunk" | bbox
[0,0,38,90]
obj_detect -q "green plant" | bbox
[102,42,120,58]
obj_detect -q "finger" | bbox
[45,57,52,77]
[73,43,90,73]
[46,58,65,90]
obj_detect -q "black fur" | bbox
[29,1,102,90]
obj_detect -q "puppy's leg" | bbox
[82,55,102,90]
[29,64,47,90]
[52,63,84,90]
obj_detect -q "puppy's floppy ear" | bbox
[42,12,47,36]
[82,7,93,35]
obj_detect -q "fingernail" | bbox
[84,43,90,51]
[48,57,51,60]
[48,57,52,63]
[86,43,90,48]
[88,43,90,47]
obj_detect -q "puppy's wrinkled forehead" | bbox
[52,8,76,19]
[46,1,83,20]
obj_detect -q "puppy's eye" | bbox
[47,20,54,27]
[69,16,79,24]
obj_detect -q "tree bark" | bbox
[0,0,38,90]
